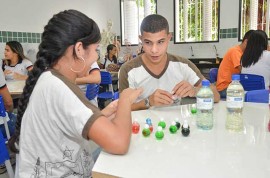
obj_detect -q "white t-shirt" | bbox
[0,68,6,88]
[18,70,103,177]
[241,50,270,89]
[119,54,201,102]
[4,59,33,76]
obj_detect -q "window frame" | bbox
[173,0,220,44]
[119,0,157,46]
[238,0,270,41]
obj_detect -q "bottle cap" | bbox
[232,74,240,81]
[202,80,210,86]
[183,120,189,128]
[144,124,149,129]
[171,121,176,125]
[157,126,163,131]
[146,118,152,124]
[174,118,179,122]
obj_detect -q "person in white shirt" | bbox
[3,41,33,80]
[8,10,142,177]
[241,30,270,89]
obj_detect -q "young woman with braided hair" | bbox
[8,9,142,177]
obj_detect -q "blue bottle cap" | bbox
[232,74,240,81]
[202,80,210,87]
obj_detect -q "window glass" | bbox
[239,0,270,40]
[174,0,220,43]
[120,0,157,45]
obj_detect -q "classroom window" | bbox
[120,0,157,46]
[174,0,220,43]
[239,0,270,40]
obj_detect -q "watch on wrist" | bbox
[145,97,150,108]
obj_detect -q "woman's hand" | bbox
[101,100,118,120]
[121,88,143,104]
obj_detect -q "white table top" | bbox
[92,101,270,178]
[6,80,25,95]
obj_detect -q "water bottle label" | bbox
[196,98,213,110]
[227,96,243,108]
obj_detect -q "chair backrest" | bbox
[0,131,14,178]
[0,95,10,139]
[100,71,112,85]
[86,84,99,100]
[245,89,269,103]
[239,73,265,91]
[209,68,218,83]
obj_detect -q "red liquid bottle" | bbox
[132,119,140,134]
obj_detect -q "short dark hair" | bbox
[140,14,169,34]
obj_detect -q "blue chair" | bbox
[0,131,14,177]
[245,89,269,103]
[86,84,99,101]
[98,71,114,101]
[0,96,10,139]
[113,91,119,100]
[239,73,265,91]
[209,68,218,83]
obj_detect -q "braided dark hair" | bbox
[8,9,101,153]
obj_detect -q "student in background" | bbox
[119,14,220,111]
[76,62,101,106]
[8,9,142,177]
[3,41,33,80]
[100,44,118,70]
[216,30,254,98]
[241,30,270,89]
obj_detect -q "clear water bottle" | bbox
[226,74,244,132]
[196,80,214,130]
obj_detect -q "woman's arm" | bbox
[0,86,13,112]
[75,69,101,85]
[88,88,143,154]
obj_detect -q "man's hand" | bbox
[172,81,196,97]
[148,89,174,107]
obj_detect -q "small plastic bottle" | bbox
[226,74,244,132]
[155,126,164,140]
[191,104,197,114]
[146,118,153,132]
[196,80,214,130]
[169,121,178,134]
[158,118,166,129]
[181,120,190,137]
[174,118,181,130]
[132,119,140,134]
[142,124,151,137]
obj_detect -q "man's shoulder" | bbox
[120,56,143,72]
[167,53,190,63]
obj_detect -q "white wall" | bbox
[0,0,241,60]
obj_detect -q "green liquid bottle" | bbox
[169,121,177,134]
[158,118,166,129]
[142,124,151,137]
[155,126,164,140]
